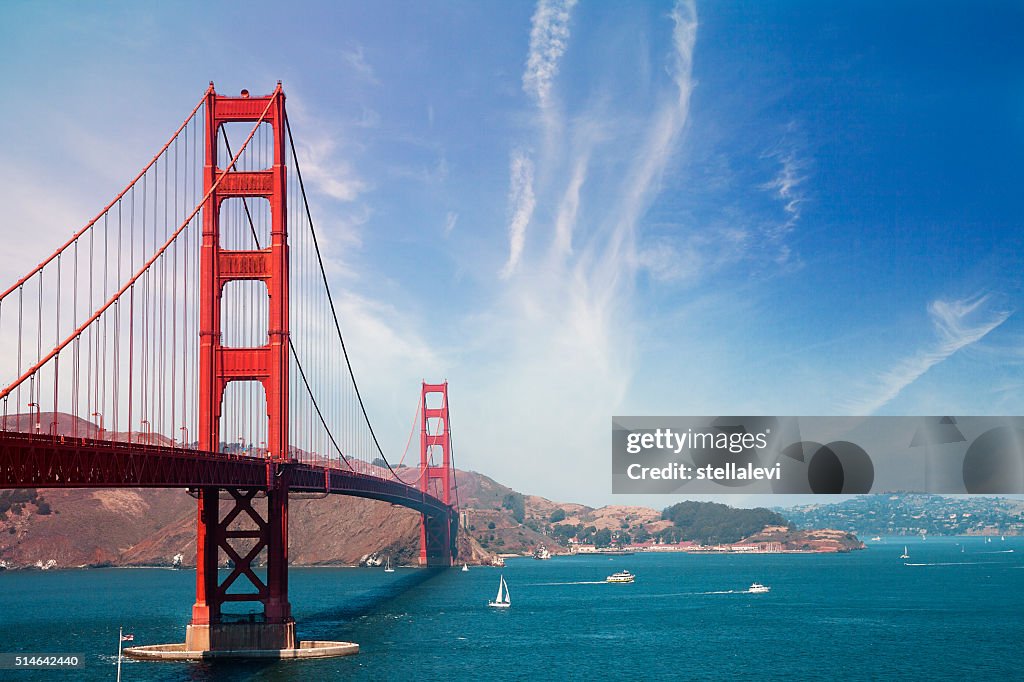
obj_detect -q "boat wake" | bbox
[903,561,1004,566]
[531,581,608,586]
[979,549,1015,554]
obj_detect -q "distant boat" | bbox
[606,570,635,583]
[384,556,395,573]
[462,563,469,572]
[488,575,511,608]
[899,546,910,560]
[1001,536,1006,541]
[870,536,882,542]
[748,582,770,594]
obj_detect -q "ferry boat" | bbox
[606,570,635,583]
[488,575,511,608]
[748,582,770,593]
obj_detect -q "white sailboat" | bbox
[488,575,511,608]
[899,546,910,560]
[462,563,469,572]
[384,556,395,573]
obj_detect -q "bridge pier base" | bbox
[124,640,359,661]
[184,621,296,652]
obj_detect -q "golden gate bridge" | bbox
[0,83,458,657]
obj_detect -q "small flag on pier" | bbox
[121,634,134,642]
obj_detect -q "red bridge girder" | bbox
[0,431,454,520]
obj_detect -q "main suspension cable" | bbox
[284,113,406,482]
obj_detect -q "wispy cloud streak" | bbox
[342,45,379,85]
[610,0,698,280]
[523,0,578,109]
[552,154,587,257]
[294,136,368,202]
[765,154,803,221]
[500,150,536,278]
[443,211,458,237]
[845,294,1012,414]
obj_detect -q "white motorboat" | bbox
[748,582,770,593]
[606,570,635,583]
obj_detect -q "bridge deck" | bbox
[0,431,449,517]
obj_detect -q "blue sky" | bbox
[1,1,1023,508]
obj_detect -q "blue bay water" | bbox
[1,536,1022,680]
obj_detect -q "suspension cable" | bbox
[284,112,403,480]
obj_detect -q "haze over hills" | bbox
[782,494,1024,537]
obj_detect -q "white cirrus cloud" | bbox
[294,135,370,202]
[458,1,701,500]
[500,150,536,278]
[552,154,588,257]
[443,211,458,237]
[845,294,1012,415]
[522,0,579,109]
[342,45,379,85]
[608,0,698,277]
[761,146,808,240]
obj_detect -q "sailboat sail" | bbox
[495,577,505,603]
[489,574,511,607]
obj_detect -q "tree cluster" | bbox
[660,501,789,544]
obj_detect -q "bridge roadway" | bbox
[0,431,449,517]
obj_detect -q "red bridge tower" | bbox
[186,83,294,652]
[419,381,458,565]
